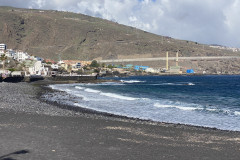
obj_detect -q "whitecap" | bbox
[176,106,198,111]
[74,94,89,101]
[86,82,124,86]
[120,80,145,83]
[154,103,198,111]
[205,108,218,112]
[163,83,175,85]
[100,92,138,101]
[84,88,101,93]
[234,111,240,116]
[75,86,85,90]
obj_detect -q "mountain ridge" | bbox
[1,6,240,74]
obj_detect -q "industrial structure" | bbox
[165,51,182,74]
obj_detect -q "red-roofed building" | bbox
[45,59,56,64]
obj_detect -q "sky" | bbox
[0,0,240,48]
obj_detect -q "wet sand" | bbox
[0,81,240,160]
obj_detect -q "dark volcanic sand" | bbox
[0,81,240,160]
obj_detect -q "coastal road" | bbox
[99,56,240,63]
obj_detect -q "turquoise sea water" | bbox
[48,75,240,131]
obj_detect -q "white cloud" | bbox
[129,16,138,22]
[29,0,46,9]
[1,0,240,47]
[224,0,240,31]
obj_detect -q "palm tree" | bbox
[0,54,7,69]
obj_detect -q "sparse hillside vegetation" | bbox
[0,6,240,74]
[0,6,239,61]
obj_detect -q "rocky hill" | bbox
[0,6,240,74]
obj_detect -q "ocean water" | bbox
[47,75,240,131]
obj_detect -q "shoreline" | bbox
[38,79,239,133]
[1,80,240,159]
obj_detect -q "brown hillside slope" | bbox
[0,6,240,73]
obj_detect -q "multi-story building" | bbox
[6,49,16,58]
[59,60,92,71]
[0,43,7,50]
[15,51,29,62]
[0,44,6,57]
[24,60,48,76]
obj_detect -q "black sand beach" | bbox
[1,82,240,160]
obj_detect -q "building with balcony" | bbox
[0,43,7,50]
[15,51,29,62]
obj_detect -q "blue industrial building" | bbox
[134,65,149,71]
[186,69,194,74]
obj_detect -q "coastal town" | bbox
[0,43,185,82]
[0,43,99,82]
[2,42,240,83]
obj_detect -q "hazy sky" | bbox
[0,0,240,48]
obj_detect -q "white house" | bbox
[0,44,7,56]
[5,49,16,58]
[24,60,48,76]
[0,43,6,50]
[15,51,29,62]
[51,64,59,70]
[145,68,160,73]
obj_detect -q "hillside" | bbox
[0,6,240,74]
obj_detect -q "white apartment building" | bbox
[25,60,48,76]
[15,51,29,62]
[0,43,7,50]
[5,49,16,58]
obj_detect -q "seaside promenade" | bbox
[0,82,240,160]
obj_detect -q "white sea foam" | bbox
[120,80,145,83]
[152,82,195,86]
[203,108,236,116]
[154,103,235,114]
[234,111,240,116]
[74,94,89,101]
[149,83,173,86]
[176,106,198,111]
[84,88,101,93]
[60,89,72,93]
[205,108,218,112]
[85,82,124,86]
[74,103,89,108]
[75,86,85,90]
[158,83,182,86]
[154,103,174,108]
[163,83,175,85]
[154,103,198,111]
[49,85,59,90]
[100,92,138,101]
